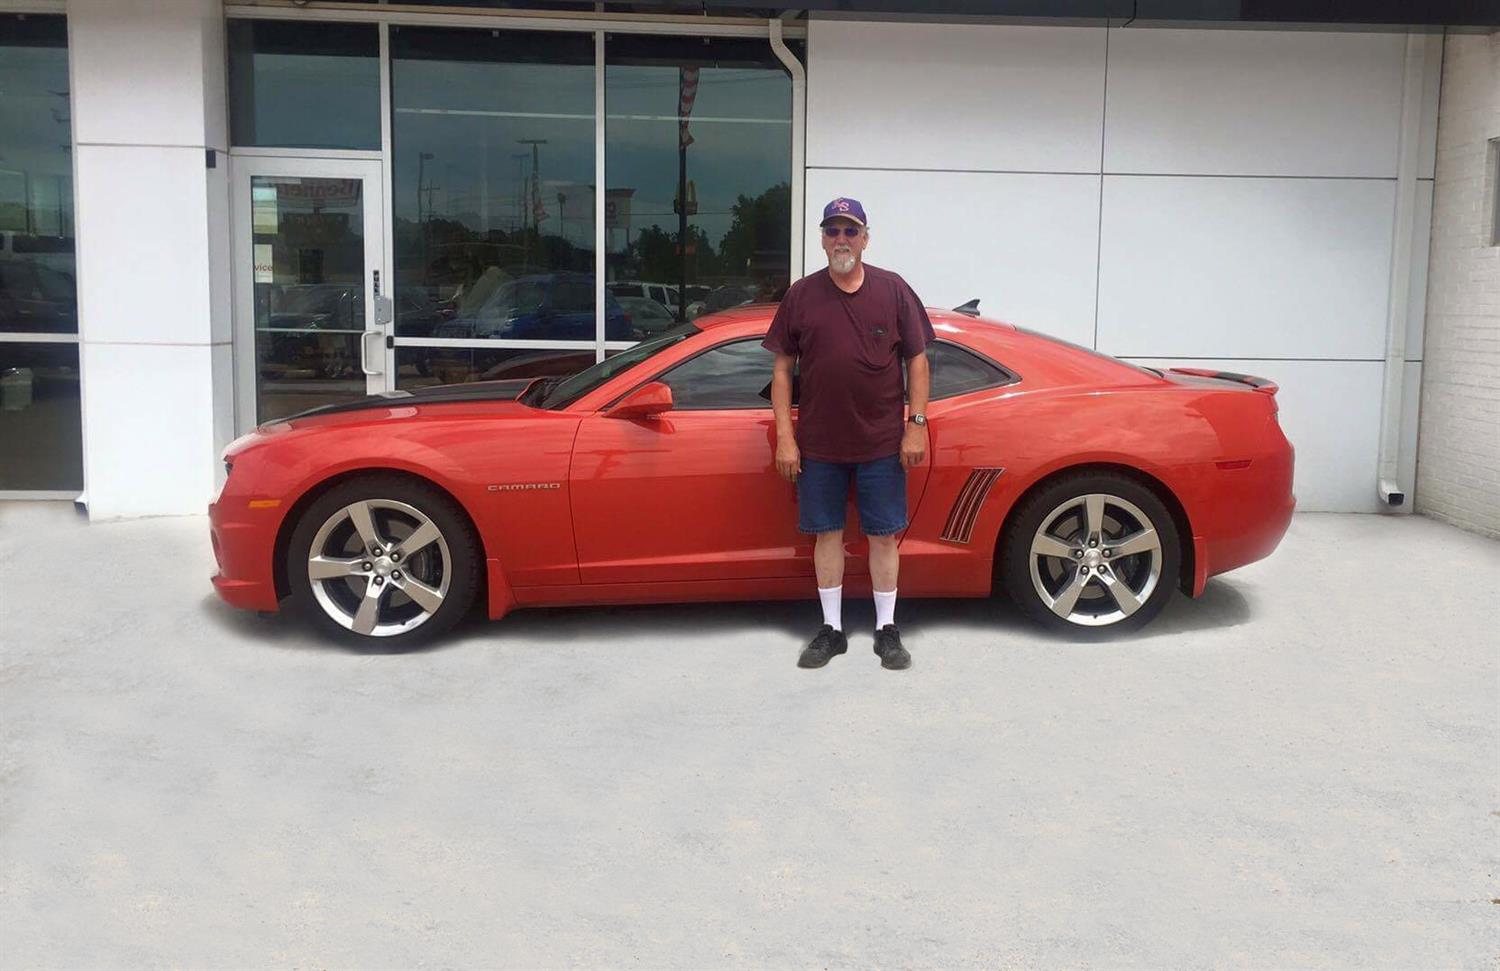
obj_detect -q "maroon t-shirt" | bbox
[762,264,935,464]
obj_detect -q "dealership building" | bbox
[0,0,1496,535]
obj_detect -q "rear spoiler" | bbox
[1168,367,1278,396]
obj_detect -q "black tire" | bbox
[1000,471,1181,636]
[286,474,482,649]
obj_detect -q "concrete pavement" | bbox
[1,502,1497,969]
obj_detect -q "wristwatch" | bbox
[908,413,927,427]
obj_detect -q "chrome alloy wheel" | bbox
[1027,493,1164,627]
[305,498,452,637]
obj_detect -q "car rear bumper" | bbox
[1194,439,1296,592]
[209,497,282,612]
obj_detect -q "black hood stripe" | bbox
[276,378,535,423]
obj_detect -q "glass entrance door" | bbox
[231,157,388,430]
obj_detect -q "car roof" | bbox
[693,302,1017,332]
[686,304,1161,391]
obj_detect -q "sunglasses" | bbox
[823,226,863,238]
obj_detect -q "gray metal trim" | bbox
[223,3,808,38]
[0,333,79,343]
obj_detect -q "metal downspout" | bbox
[769,15,806,281]
[1377,32,1427,508]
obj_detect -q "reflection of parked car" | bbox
[440,272,631,342]
[616,295,677,336]
[0,259,78,333]
[212,305,1296,647]
[609,280,708,315]
[0,232,75,274]
[687,284,756,320]
[482,349,595,380]
[261,283,363,379]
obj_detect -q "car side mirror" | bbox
[607,380,673,419]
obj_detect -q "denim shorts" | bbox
[796,454,908,536]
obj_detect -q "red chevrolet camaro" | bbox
[210,305,1295,647]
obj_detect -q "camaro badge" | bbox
[488,483,561,492]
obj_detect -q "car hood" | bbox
[277,378,537,424]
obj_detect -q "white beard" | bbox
[830,252,856,274]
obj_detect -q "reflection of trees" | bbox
[393,215,592,301]
[719,182,789,280]
[629,224,718,284]
[392,181,792,300]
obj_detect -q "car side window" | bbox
[658,339,776,410]
[913,340,1015,400]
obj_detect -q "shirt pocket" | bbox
[855,319,900,369]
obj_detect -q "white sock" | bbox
[874,588,897,630]
[818,585,843,631]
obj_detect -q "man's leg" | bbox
[815,529,847,588]
[857,456,912,669]
[796,460,851,668]
[868,532,899,625]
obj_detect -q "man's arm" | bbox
[771,353,801,481]
[901,351,930,469]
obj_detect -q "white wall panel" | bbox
[805,169,1100,347]
[74,145,212,345]
[1104,28,1405,178]
[66,0,221,148]
[1129,358,1386,513]
[1097,175,1395,360]
[807,20,1105,174]
[81,343,217,519]
[211,340,235,489]
[206,160,232,346]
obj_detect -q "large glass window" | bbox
[1,13,80,492]
[228,20,380,150]
[605,35,793,322]
[391,26,600,385]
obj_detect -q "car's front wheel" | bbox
[1000,472,1181,635]
[286,475,481,648]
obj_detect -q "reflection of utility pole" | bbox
[677,137,688,321]
[510,153,527,234]
[518,139,546,232]
[417,151,434,240]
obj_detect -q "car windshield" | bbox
[536,322,700,410]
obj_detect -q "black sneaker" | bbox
[797,625,848,668]
[873,624,912,670]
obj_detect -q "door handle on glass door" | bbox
[360,330,383,376]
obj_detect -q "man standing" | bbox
[763,197,935,671]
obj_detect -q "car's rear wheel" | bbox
[1000,472,1181,635]
[286,475,480,648]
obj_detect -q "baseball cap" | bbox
[819,197,867,227]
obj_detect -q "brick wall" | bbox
[1417,32,1500,539]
